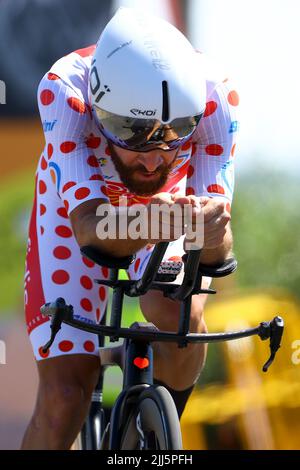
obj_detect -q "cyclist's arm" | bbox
[188,76,239,265]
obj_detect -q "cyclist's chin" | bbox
[125,172,168,196]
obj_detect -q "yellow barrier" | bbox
[181,289,300,450]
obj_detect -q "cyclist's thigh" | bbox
[24,172,109,361]
[36,354,100,398]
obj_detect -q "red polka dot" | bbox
[47,143,53,159]
[86,134,101,149]
[58,340,74,352]
[228,90,239,106]
[101,186,108,197]
[101,267,109,278]
[181,140,192,151]
[82,256,95,268]
[53,246,71,260]
[40,89,55,105]
[39,180,47,194]
[207,184,225,195]
[89,174,104,181]
[40,226,44,235]
[41,156,48,170]
[57,207,68,218]
[134,258,141,273]
[39,346,50,359]
[75,187,90,200]
[48,72,60,81]
[67,97,86,114]
[205,144,224,156]
[84,341,95,353]
[87,155,99,167]
[40,203,46,216]
[81,298,93,312]
[231,144,236,157]
[187,165,194,179]
[204,101,218,117]
[191,143,197,156]
[226,203,231,213]
[62,181,76,193]
[63,200,69,213]
[52,270,70,284]
[55,225,73,238]
[99,286,106,301]
[105,146,111,156]
[96,308,101,322]
[60,141,76,153]
[186,187,195,196]
[80,275,93,290]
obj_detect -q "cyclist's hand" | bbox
[200,198,231,249]
[147,192,187,243]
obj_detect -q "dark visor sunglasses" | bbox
[93,107,203,152]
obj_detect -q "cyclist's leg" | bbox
[22,175,108,449]
[127,237,210,417]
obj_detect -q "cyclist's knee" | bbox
[34,355,100,432]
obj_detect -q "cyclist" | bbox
[22,7,238,449]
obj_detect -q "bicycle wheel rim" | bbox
[120,386,182,450]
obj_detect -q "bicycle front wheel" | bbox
[120,385,182,450]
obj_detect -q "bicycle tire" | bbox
[119,385,182,450]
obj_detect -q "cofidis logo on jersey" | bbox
[43,119,57,132]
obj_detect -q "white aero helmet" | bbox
[89,7,206,151]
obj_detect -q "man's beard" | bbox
[109,144,174,196]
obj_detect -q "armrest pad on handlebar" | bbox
[197,257,237,278]
[182,254,237,278]
[80,246,135,269]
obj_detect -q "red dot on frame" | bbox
[101,267,109,278]
[40,204,46,216]
[134,258,141,273]
[187,165,194,179]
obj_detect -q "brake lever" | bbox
[259,316,284,372]
[40,297,74,353]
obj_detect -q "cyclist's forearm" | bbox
[77,212,149,257]
[199,225,233,266]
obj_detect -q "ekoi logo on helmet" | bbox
[130,109,157,117]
